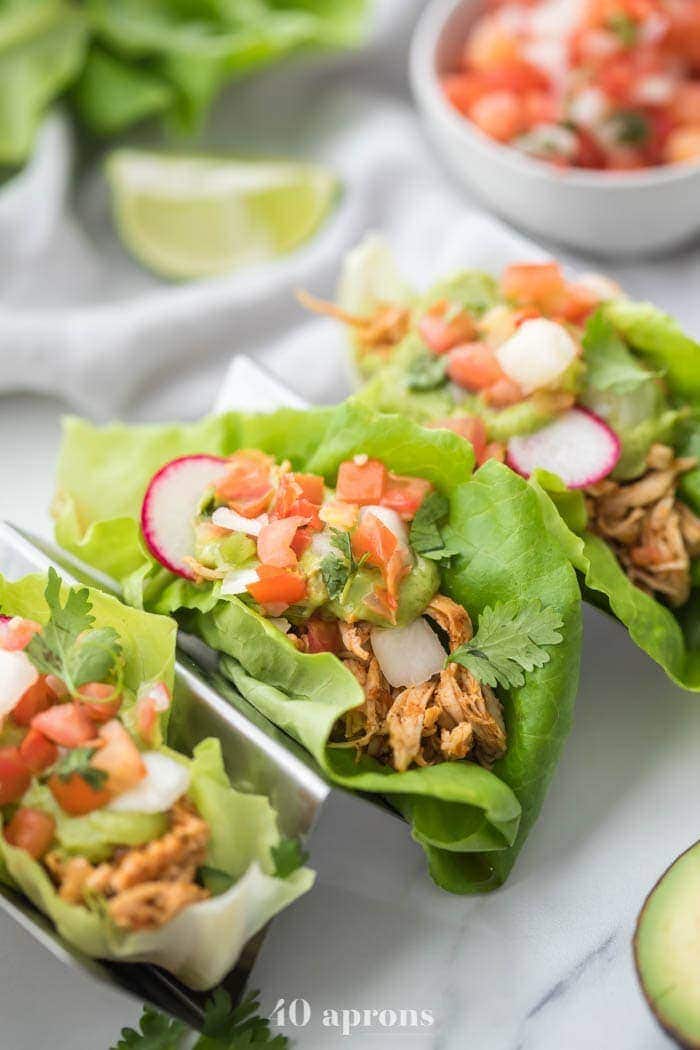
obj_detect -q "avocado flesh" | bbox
[634,840,700,1047]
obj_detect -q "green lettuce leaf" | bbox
[54,399,582,893]
[0,573,313,988]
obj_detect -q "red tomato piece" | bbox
[0,617,42,652]
[447,343,505,391]
[442,72,491,114]
[247,568,307,608]
[380,474,433,520]
[428,416,488,463]
[91,719,146,796]
[482,377,525,407]
[351,513,398,570]
[501,262,567,310]
[11,676,54,726]
[4,808,55,859]
[31,703,96,747]
[306,619,341,654]
[336,459,388,505]
[418,300,477,354]
[135,681,171,746]
[293,473,324,505]
[257,516,307,568]
[76,682,122,724]
[19,728,58,774]
[215,450,275,518]
[290,525,314,558]
[48,773,111,816]
[0,747,31,805]
[470,90,526,141]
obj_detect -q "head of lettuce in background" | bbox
[54,400,582,894]
[332,239,700,691]
[0,570,313,989]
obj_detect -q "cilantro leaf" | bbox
[111,1005,187,1050]
[607,12,637,46]
[321,528,357,600]
[448,600,564,689]
[409,491,450,556]
[51,747,108,791]
[405,353,447,392]
[25,568,121,694]
[610,109,648,145]
[199,989,288,1049]
[583,311,657,395]
[198,865,235,895]
[270,837,309,879]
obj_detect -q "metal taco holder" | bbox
[0,521,330,1028]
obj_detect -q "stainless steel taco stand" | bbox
[0,521,330,1028]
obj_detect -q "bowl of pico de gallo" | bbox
[410,0,700,255]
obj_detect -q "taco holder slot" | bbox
[0,521,330,1027]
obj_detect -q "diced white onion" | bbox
[0,650,39,718]
[568,87,608,127]
[495,318,577,395]
[517,123,578,160]
[310,531,336,560]
[211,507,269,537]
[220,565,260,595]
[634,74,675,106]
[370,619,446,688]
[269,618,292,635]
[576,272,624,301]
[108,752,190,814]
[360,506,409,549]
[529,0,586,37]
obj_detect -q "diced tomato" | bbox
[442,72,491,114]
[319,499,359,530]
[470,90,526,141]
[293,473,324,505]
[4,808,55,859]
[31,703,96,747]
[19,728,58,774]
[523,90,557,125]
[0,617,42,652]
[482,441,507,463]
[351,513,398,570]
[599,57,637,101]
[558,283,600,323]
[380,474,433,520]
[48,773,110,816]
[501,262,567,310]
[447,343,505,391]
[512,306,542,327]
[463,15,520,71]
[247,567,307,609]
[76,682,122,723]
[135,681,171,747]
[11,676,54,726]
[257,516,307,569]
[574,128,608,169]
[429,416,488,463]
[290,525,314,558]
[663,124,700,163]
[336,459,387,505]
[306,619,341,654]
[482,377,525,407]
[0,747,31,805]
[418,300,477,354]
[215,450,275,518]
[91,719,146,796]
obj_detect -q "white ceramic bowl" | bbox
[410,0,700,257]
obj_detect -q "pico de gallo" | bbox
[443,0,700,169]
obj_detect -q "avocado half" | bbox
[634,841,700,1047]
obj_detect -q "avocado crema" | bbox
[188,449,507,775]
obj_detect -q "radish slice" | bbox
[0,650,39,718]
[506,407,621,489]
[141,455,229,579]
[211,506,269,536]
[108,752,190,814]
[220,566,260,596]
[370,618,446,688]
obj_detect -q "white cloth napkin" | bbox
[0,0,698,422]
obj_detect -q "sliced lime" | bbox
[106,150,339,280]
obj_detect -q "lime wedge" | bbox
[106,150,339,280]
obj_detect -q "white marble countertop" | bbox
[0,392,685,1050]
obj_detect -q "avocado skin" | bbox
[634,840,700,1049]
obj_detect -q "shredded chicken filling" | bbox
[297,595,507,773]
[585,444,700,608]
[45,799,211,931]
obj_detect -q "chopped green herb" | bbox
[405,353,447,392]
[607,11,638,46]
[111,1005,186,1050]
[198,865,235,895]
[321,528,361,600]
[271,837,309,879]
[26,568,121,694]
[611,109,649,145]
[50,747,108,791]
[409,491,450,557]
[448,600,564,690]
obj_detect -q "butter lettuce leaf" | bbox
[54,400,582,893]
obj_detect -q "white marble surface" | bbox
[0,391,686,1050]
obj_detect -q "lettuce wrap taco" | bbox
[0,569,313,989]
[304,238,700,690]
[54,401,581,893]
